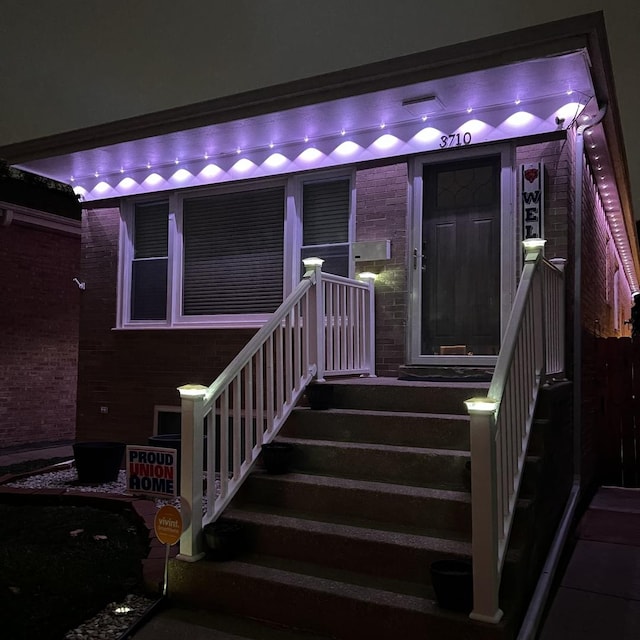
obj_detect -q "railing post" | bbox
[358,272,377,377]
[176,383,207,562]
[303,257,325,382]
[550,258,567,377]
[523,239,546,378]
[465,397,504,624]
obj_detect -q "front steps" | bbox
[169,378,519,640]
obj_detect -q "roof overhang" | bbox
[0,12,637,289]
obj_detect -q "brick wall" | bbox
[578,137,634,489]
[355,162,408,377]
[516,139,571,262]
[0,221,80,448]
[517,130,636,490]
[78,165,412,444]
[76,208,256,445]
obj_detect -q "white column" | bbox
[465,397,504,624]
[176,383,208,562]
[303,257,325,382]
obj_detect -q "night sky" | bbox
[1,1,638,216]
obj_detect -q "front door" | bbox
[418,155,501,358]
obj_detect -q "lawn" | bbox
[0,496,150,640]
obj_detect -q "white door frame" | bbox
[406,143,516,366]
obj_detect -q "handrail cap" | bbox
[178,384,208,399]
[465,397,498,414]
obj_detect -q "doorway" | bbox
[410,149,512,364]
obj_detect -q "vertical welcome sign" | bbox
[126,445,177,498]
[521,162,544,241]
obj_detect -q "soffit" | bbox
[11,50,594,187]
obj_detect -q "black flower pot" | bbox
[430,559,473,612]
[148,433,209,492]
[306,383,334,410]
[73,441,125,484]
[203,520,245,561]
[261,442,294,475]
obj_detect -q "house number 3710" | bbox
[439,132,472,148]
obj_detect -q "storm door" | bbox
[419,155,501,357]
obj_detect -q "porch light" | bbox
[114,605,132,615]
[465,398,498,414]
[522,238,546,251]
[178,384,208,399]
[358,272,377,281]
[302,257,324,268]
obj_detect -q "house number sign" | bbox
[439,132,473,148]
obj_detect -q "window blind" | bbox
[302,179,350,277]
[183,186,285,315]
[134,201,169,259]
[303,179,350,245]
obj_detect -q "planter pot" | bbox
[261,442,294,475]
[148,434,208,492]
[203,520,245,561]
[306,383,334,410]
[73,441,125,484]
[148,434,182,492]
[430,559,473,613]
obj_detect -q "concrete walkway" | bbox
[539,486,640,640]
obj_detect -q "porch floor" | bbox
[326,374,490,388]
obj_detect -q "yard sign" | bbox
[125,445,177,498]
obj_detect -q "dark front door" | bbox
[421,155,501,356]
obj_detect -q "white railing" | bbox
[176,263,375,560]
[465,241,565,623]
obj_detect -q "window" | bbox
[182,186,284,315]
[119,172,353,328]
[130,201,169,321]
[300,177,352,277]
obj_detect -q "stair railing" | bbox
[176,262,375,560]
[465,240,565,623]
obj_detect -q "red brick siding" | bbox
[517,128,636,490]
[515,140,571,262]
[76,208,256,445]
[578,137,634,488]
[355,162,408,377]
[0,222,80,448]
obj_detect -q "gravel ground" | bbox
[6,467,214,510]
[4,466,216,639]
[63,594,156,640]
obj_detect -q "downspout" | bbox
[517,104,607,640]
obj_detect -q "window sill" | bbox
[114,316,270,331]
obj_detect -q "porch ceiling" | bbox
[12,51,595,192]
[2,35,637,292]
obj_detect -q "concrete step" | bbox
[222,506,471,584]
[326,378,489,414]
[234,470,472,537]
[132,607,332,639]
[279,436,471,490]
[283,407,471,450]
[169,557,511,640]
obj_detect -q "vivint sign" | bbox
[126,445,177,498]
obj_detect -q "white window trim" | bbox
[116,170,355,329]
